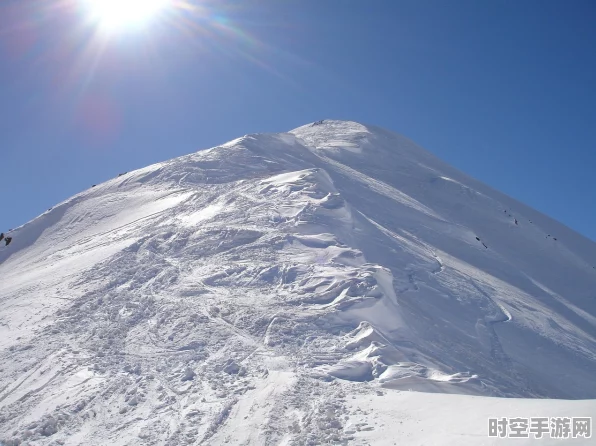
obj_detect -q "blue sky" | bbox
[1,0,595,241]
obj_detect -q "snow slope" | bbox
[1,120,595,445]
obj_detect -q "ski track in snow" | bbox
[1,120,596,445]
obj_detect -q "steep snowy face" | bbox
[290,121,596,396]
[1,120,595,445]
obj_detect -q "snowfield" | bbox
[1,120,595,445]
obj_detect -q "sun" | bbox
[83,0,169,30]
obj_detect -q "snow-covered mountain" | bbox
[1,120,595,445]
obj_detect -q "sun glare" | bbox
[84,0,169,30]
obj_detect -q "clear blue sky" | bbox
[1,0,595,241]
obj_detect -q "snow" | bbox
[344,390,596,445]
[1,120,595,445]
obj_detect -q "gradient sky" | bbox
[1,0,595,241]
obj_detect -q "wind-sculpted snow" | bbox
[1,121,595,445]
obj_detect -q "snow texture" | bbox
[1,120,595,445]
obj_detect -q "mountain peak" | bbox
[290,120,368,153]
[1,121,595,444]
